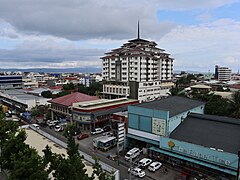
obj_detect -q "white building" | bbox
[215,65,232,81]
[101,24,174,102]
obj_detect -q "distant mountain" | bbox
[0,67,102,73]
[174,70,209,74]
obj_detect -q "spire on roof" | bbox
[137,20,140,39]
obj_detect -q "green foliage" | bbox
[229,90,240,118]
[0,120,49,180]
[43,122,91,180]
[192,92,214,102]
[31,105,49,118]
[178,74,197,85]
[63,83,76,91]
[55,90,70,98]
[204,95,231,116]
[0,112,113,180]
[55,82,102,98]
[92,156,115,180]
[77,82,103,96]
[63,122,77,137]
[41,90,53,98]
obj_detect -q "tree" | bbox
[0,119,49,180]
[204,95,231,116]
[92,156,114,180]
[229,90,240,118]
[63,83,76,91]
[43,123,91,180]
[41,90,52,98]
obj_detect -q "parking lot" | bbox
[75,132,182,180]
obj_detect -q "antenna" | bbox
[137,20,140,39]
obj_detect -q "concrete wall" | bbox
[128,105,169,133]
[168,105,204,135]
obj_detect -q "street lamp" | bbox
[237,150,240,180]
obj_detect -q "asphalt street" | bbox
[41,126,180,180]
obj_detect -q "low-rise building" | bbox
[151,113,239,179]
[72,98,138,131]
[0,89,50,112]
[0,73,23,90]
[48,92,99,121]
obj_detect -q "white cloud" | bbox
[159,18,240,72]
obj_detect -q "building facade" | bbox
[0,73,23,90]
[72,98,138,131]
[48,92,99,121]
[0,89,50,113]
[215,65,232,81]
[127,96,239,179]
[101,25,174,102]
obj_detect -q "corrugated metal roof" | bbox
[170,113,240,154]
[134,96,205,117]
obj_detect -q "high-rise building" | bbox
[215,65,232,81]
[101,22,174,102]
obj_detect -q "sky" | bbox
[0,0,240,73]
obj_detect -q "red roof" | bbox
[229,84,240,89]
[48,92,99,107]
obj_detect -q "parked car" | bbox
[103,125,111,132]
[77,133,89,140]
[138,158,152,168]
[91,128,104,135]
[148,161,162,172]
[31,124,40,129]
[54,125,64,132]
[178,171,190,180]
[128,167,145,178]
[47,120,56,128]
[125,147,141,161]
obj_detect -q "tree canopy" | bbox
[0,117,114,180]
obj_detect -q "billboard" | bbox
[152,118,166,136]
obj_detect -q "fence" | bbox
[28,125,120,180]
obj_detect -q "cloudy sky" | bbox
[0,0,240,73]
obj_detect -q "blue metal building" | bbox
[127,96,239,179]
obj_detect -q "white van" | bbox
[31,124,40,129]
[125,147,140,161]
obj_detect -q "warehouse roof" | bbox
[170,113,240,154]
[134,96,205,117]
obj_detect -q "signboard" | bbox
[159,137,238,169]
[152,118,166,136]
[118,123,125,143]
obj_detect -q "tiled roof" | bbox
[48,92,99,107]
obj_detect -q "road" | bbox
[40,126,180,180]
